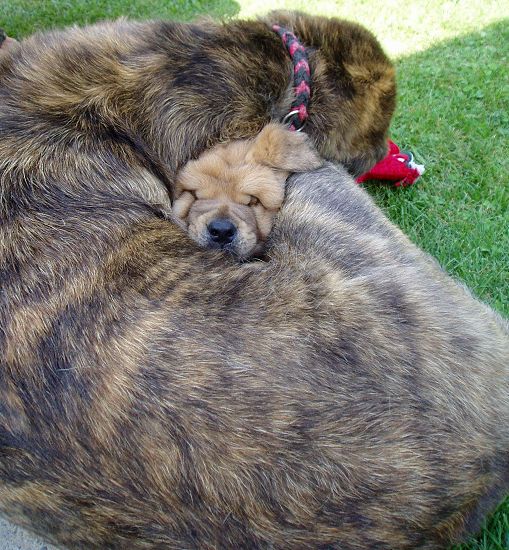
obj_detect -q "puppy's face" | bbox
[174,123,322,259]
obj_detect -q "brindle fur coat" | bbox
[0,10,396,194]
[0,12,508,550]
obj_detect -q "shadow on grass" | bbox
[1,0,240,38]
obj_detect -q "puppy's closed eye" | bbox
[172,191,195,220]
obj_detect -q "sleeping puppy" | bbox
[173,123,323,259]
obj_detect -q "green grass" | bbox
[0,0,239,36]
[370,20,509,317]
[1,1,508,548]
[452,500,509,550]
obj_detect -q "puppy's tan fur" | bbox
[174,123,323,258]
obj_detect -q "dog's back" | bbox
[1,159,508,548]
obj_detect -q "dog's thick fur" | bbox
[1,13,508,550]
[1,156,509,548]
[0,10,395,199]
[174,123,323,258]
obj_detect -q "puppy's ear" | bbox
[248,123,323,172]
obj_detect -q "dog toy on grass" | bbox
[357,140,425,187]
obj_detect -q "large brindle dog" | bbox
[1,11,508,550]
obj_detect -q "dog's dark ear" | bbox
[248,123,323,172]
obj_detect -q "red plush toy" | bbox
[357,140,425,187]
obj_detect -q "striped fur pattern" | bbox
[0,12,508,550]
[0,10,396,192]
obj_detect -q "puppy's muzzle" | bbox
[207,218,237,248]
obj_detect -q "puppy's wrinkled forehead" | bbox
[177,141,286,209]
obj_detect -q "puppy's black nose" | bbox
[207,219,237,246]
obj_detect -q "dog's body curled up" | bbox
[0,12,508,550]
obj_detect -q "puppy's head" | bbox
[174,123,322,259]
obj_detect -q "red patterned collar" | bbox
[272,25,311,132]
